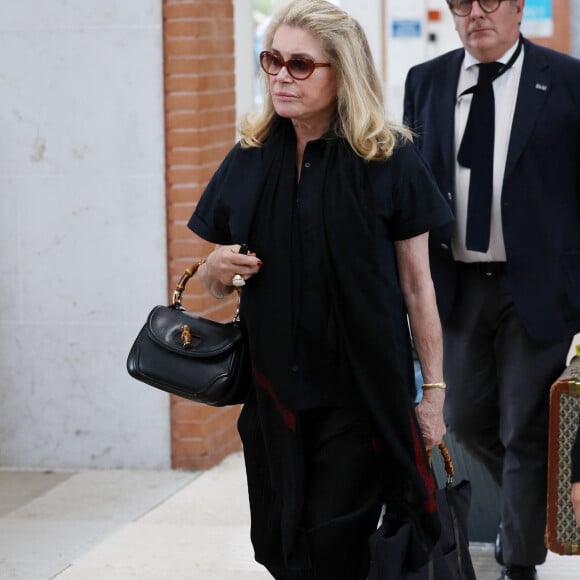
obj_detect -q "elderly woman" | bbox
[188,1,453,578]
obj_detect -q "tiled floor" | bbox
[0,452,578,579]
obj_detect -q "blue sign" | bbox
[525,0,552,20]
[522,0,553,37]
[392,20,421,39]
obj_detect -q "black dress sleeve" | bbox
[380,139,453,241]
[187,144,265,245]
[187,144,241,244]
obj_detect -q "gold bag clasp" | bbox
[181,325,192,348]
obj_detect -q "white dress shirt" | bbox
[452,40,524,262]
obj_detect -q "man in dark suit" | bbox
[403,1,580,579]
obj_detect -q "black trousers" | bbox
[238,392,383,580]
[443,267,571,566]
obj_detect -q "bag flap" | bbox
[145,305,243,358]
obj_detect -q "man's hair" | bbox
[239,0,410,160]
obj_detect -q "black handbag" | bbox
[126,261,250,406]
[369,441,476,580]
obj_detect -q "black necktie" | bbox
[458,61,503,252]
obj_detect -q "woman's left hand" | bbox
[415,388,446,450]
[394,233,446,450]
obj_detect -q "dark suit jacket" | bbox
[404,38,580,344]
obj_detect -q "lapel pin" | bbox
[535,83,548,91]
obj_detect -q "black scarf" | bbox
[242,116,440,565]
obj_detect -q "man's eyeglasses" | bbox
[447,0,507,17]
[259,50,331,80]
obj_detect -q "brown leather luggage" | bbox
[546,352,580,555]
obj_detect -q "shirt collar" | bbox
[463,38,522,71]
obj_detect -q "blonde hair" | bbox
[239,0,411,160]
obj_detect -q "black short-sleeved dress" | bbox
[188,128,452,579]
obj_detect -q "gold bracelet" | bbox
[422,382,446,390]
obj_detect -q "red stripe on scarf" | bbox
[253,367,297,431]
[410,415,437,513]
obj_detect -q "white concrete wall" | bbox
[573,0,580,57]
[0,1,171,468]
[234,0,256,123]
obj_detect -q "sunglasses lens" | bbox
[260,52,280,74]
[288,59,314,79]
[260,52,318,80]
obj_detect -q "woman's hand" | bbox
[572,482,580,527]
[415,388,446,450]
[198,244,262,298]
[394,232,446,449]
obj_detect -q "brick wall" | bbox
[163,0,242,470]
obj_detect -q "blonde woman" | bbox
[188,1,452,577]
